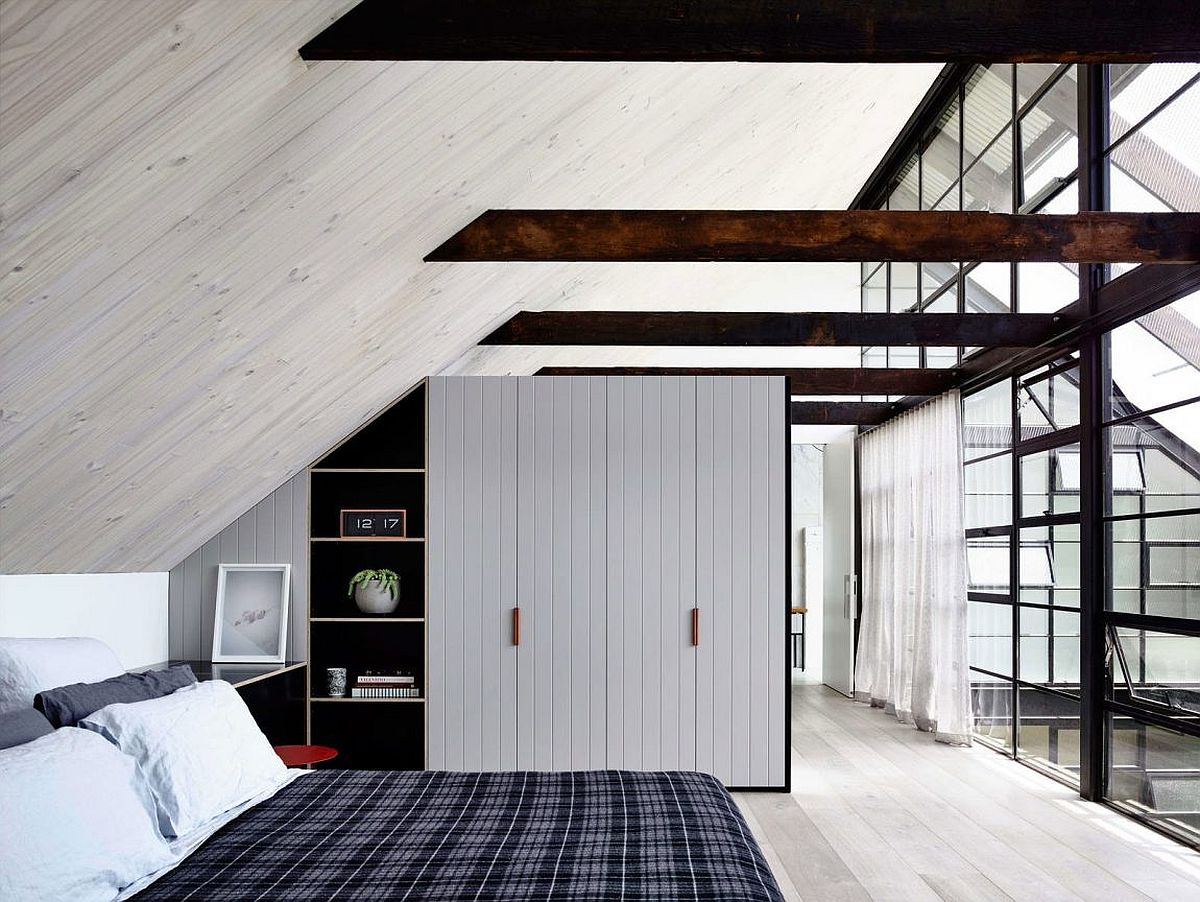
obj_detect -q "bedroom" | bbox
[1,1,1199,899]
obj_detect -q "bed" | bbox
[0,637,782,902]
[132,769,783,901]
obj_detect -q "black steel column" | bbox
[1077,62,1110,802]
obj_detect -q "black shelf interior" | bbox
[310,470,425,539]
[310,703,424,770]
[310,619,424,699]
[309,539,424,619]
[316,384,425,470]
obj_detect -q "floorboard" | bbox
[734,684,1200,902]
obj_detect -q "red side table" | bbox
[274,744,338,768]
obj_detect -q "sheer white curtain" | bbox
[854,390,972,745]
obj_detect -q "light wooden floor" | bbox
[734,684,1200,902]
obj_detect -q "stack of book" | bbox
[350,672,420,698]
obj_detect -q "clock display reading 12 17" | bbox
[340,509,407,538]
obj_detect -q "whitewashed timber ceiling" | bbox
[0,0,939,573]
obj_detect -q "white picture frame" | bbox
[212,563,291,664]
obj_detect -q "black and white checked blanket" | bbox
[133,770,784,901]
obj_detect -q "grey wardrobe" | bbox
[426,375,788,788]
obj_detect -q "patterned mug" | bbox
[326,667,347,697]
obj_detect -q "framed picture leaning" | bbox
[212,563,290,663]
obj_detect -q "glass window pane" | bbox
[1107,716,1200,846]
[1112,629,1200,708]
[963,380,1012,459]
[972,674,1013,748]
[1108,64,1200,147]
[965,454,1012,528]
[862,346,886,368]
[1019,69,1078,205]
[969,600,1012,676]
[964,64,1014,171]
[888,156,920,211]
[968,537,1011,593]
[1017,64,1065,107]
[890,262,918,313]
[1019,526,1080,607]
[922,100,960,210]
[1108,290,1200,413]
[1108,67,1200,216]
[1018,365,1080,434]
[922,262,958,303]
[1016,262,1078,313]
[863,263,887,312]
[964,262,1012,313]
[964,125,1013,213]
[926,347,959,369]
[1021,443,1081,518]
[1018,687,1079,784]
[1107,513,1200,619]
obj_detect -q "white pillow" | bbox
[81,679,288,837]
[0,636,125,714]
[0,727,175,902]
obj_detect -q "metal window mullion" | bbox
[1011,373,1022,758]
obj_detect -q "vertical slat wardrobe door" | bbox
[767,376,787,787]
[427,376,517,771]
[518,377,557,771]
[657,377,695,771]
[515,377,536,768]
[694,378,716,779]
[730,378,753,787]
[427,378,446,768]
[568,377,607,769]
[748,377,771,786]
[500,378,520,771]
[641,377,663,770]
[587,377,608,769]
[607,376,644,769]
[461,378,484,770]
[605,379,626,769]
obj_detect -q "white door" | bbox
[822,431,857,697]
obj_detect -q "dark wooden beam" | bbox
[299,1,1200,63]
[791,402,897,426]
[534,366,960,395]
[483,311,1071,347]
[426,210,1200,264]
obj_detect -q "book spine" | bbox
[350,687,422,698]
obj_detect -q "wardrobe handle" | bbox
[512,607,521,646]
[691,607,700,646]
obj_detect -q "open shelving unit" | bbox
[307,382,426,770]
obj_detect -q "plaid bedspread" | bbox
[133,770,784,901]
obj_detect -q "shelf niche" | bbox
[308,381,426,770]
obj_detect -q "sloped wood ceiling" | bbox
[0,0,938,573]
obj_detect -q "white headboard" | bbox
[0,573,169,669]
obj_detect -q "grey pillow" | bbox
[0,706,54,749]
[34,664,197,728]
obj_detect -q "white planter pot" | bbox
[354,579,399,614]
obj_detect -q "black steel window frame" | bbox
[858,60,1200,848]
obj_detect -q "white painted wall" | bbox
[0,573,169,669]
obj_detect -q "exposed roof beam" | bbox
[426,211,1200,264]
[791,402,898,426]
[299,1,1200,63]
[534,366,960,395]
[483,311,1071,347]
